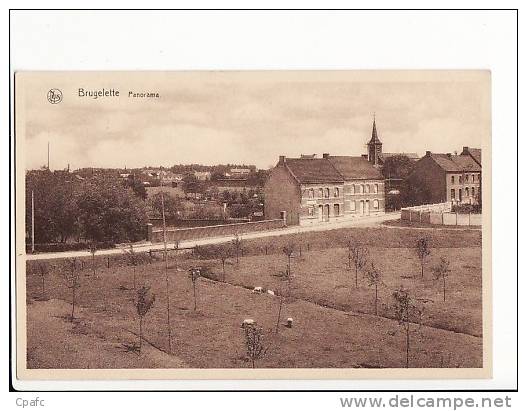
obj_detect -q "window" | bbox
[360,185,364,194]
[465,187,469,197]
[475,174,479,182]
[472,174,475,183]
[318,188,323,198]
[373,199,379,209]
[374,184,378,194]
[459,188,462,200]
[451,175,455,184]
[451,188,456,200]
[352,185,356,195]
[334,204,340,216]
[458,176,462,184]
[465,174,469,182]
[471,187,475,197]
[334,187,339,197]
[350,200,356,212]
[365,184,370,194]
[325,188,330,198]
[307,206,314,216]
[308,188,314,198]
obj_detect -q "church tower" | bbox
[367,115,383,166]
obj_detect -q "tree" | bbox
[282,242,295,278]
[209,244,231,282]
[63,258,81,321]
[124,244,139,289]
[345,238,369,288]
[188,268,201,311]
[25,169,78,244]
[148,191,181,222]
[123,176,147,200]
[392,287,423,368]
[182,174,205,195]
[416,237,431,278]
[135,286,155,353]
[381,155,415,180]
[243,325,268,368]
[89,242,97,277]
[76,177,148,244]
[364,262,383,316]
[231,234,243,264]
[37,262,49,300]
[432,257,451,302]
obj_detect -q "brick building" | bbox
[264,120,385,226]
[406,150,481,205]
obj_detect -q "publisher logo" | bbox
[47,89,63,104]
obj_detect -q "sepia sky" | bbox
[19,71,490,170]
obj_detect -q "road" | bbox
[24,212,401,261]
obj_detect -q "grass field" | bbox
[26,226,483,369]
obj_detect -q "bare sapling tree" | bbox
[188,268,201,311]
[173,240,180,270]
[392,287,423,368]
[37,261,49,300]
[432,257,451,302]
[282,242,295,279]
[135,286,155,353]
[89,242,98,277]
[160,180,173,354]
[346,238,369,288]
[364,262,383,316]
[231,234,243,264]
[217,245,231,282]
[124,244,139,290]
[416,237,431,278]
[63,258,81,321]
[243,325,268,368]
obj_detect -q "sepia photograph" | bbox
[15,70,491,380]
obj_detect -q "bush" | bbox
[27,241,115,253]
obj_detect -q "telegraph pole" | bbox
[31,190,35,253]
[160,171,172,354]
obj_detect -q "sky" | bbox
[19,71,490,171]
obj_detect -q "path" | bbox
[25,212,402,261]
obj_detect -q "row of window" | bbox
[306,183,380,199]
[305,199,380,216]
[450,187,478,201]
[450,173,480,184]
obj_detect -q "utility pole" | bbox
[47,142,50,170]
[31,190,35,253]
[160,172,172,354]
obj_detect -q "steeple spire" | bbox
[369,113,382,144]
[367,113,383,165]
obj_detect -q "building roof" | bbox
[462,147,482,166]
[327,156,384,180]
[429,153,481,172]
[280,155,383,184]
[380,152,420,161]
[284,158,344,184]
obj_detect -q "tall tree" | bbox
[416,237,432,278]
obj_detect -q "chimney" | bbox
[322,153,329,159]
[463,146,468,152]
[278,155,286,165]
[426,151,432,157]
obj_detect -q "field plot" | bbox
[26,226,482,370]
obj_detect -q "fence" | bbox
[401,203,481,226]
[147,219,286,243]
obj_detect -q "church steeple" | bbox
[367,114,383,165]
